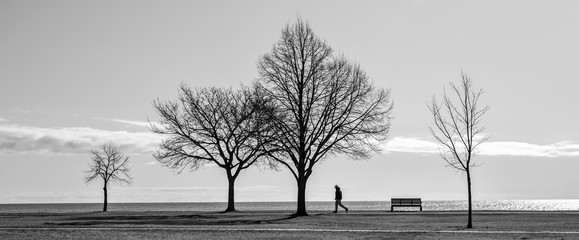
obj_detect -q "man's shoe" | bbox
[333,211,337,213]
[346,208,349,213]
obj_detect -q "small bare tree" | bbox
[428,72,489,228]
[151,85,273,212]
[257,19,393,216]
[85,143,132,212]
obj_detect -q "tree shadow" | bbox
[311,213,333,216]
[445,225,476,231]
[45,212,298,226]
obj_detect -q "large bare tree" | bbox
[428,72,489,228]
[85,143,132,212]
[151,85,273,212]
[257,19,393,216]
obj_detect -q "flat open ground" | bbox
[1,210,578,239]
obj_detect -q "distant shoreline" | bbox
[3,198,579,204]
[2,200,578,213]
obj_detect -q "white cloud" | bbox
[108,118,163,130]
[383,137,439,154]
[384,137,579,158]
[479,141,579,158]
[0,117,6,122]
[110,119,151,128]
[3,121,577,158]
[0,123,162,155]
[145,161,158,166]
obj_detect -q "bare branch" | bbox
[427,71,489,228]
[256,18,393,215]
[151,84,279,211]
[84,143,133,186]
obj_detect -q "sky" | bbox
[1,0,578,204]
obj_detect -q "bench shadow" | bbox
[45,212,298,226]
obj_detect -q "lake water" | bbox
[1,200,579,213]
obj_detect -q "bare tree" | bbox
[151,85,273,212]
[428,72,489,228]
[84,143,132,212]
[257,19,393,216]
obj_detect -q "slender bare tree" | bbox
[428,72,489,228]
[85,143,132,212]
[257,19,393,216]
[151,85,274,212]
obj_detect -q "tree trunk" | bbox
[294,177,308,216]
[224,175,236,212]
[466,170,473,228]
[103,186,108,212]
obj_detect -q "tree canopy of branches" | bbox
[257,19,393,216]
[151,85,273,212]
[428,72,489,228]
[84,143,132,212]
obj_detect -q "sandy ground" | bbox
[1,210,578,239]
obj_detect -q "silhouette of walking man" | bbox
[333,185,349,213]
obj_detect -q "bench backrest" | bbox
[391,198,422,205]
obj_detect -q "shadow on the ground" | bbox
[45,212,298,226]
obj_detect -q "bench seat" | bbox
[391,198,422,211]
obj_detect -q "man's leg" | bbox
[338,200,348,212]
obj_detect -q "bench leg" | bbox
[391,206,393,212]
[420,206,422,211]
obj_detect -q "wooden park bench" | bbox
[390,198,422,211]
